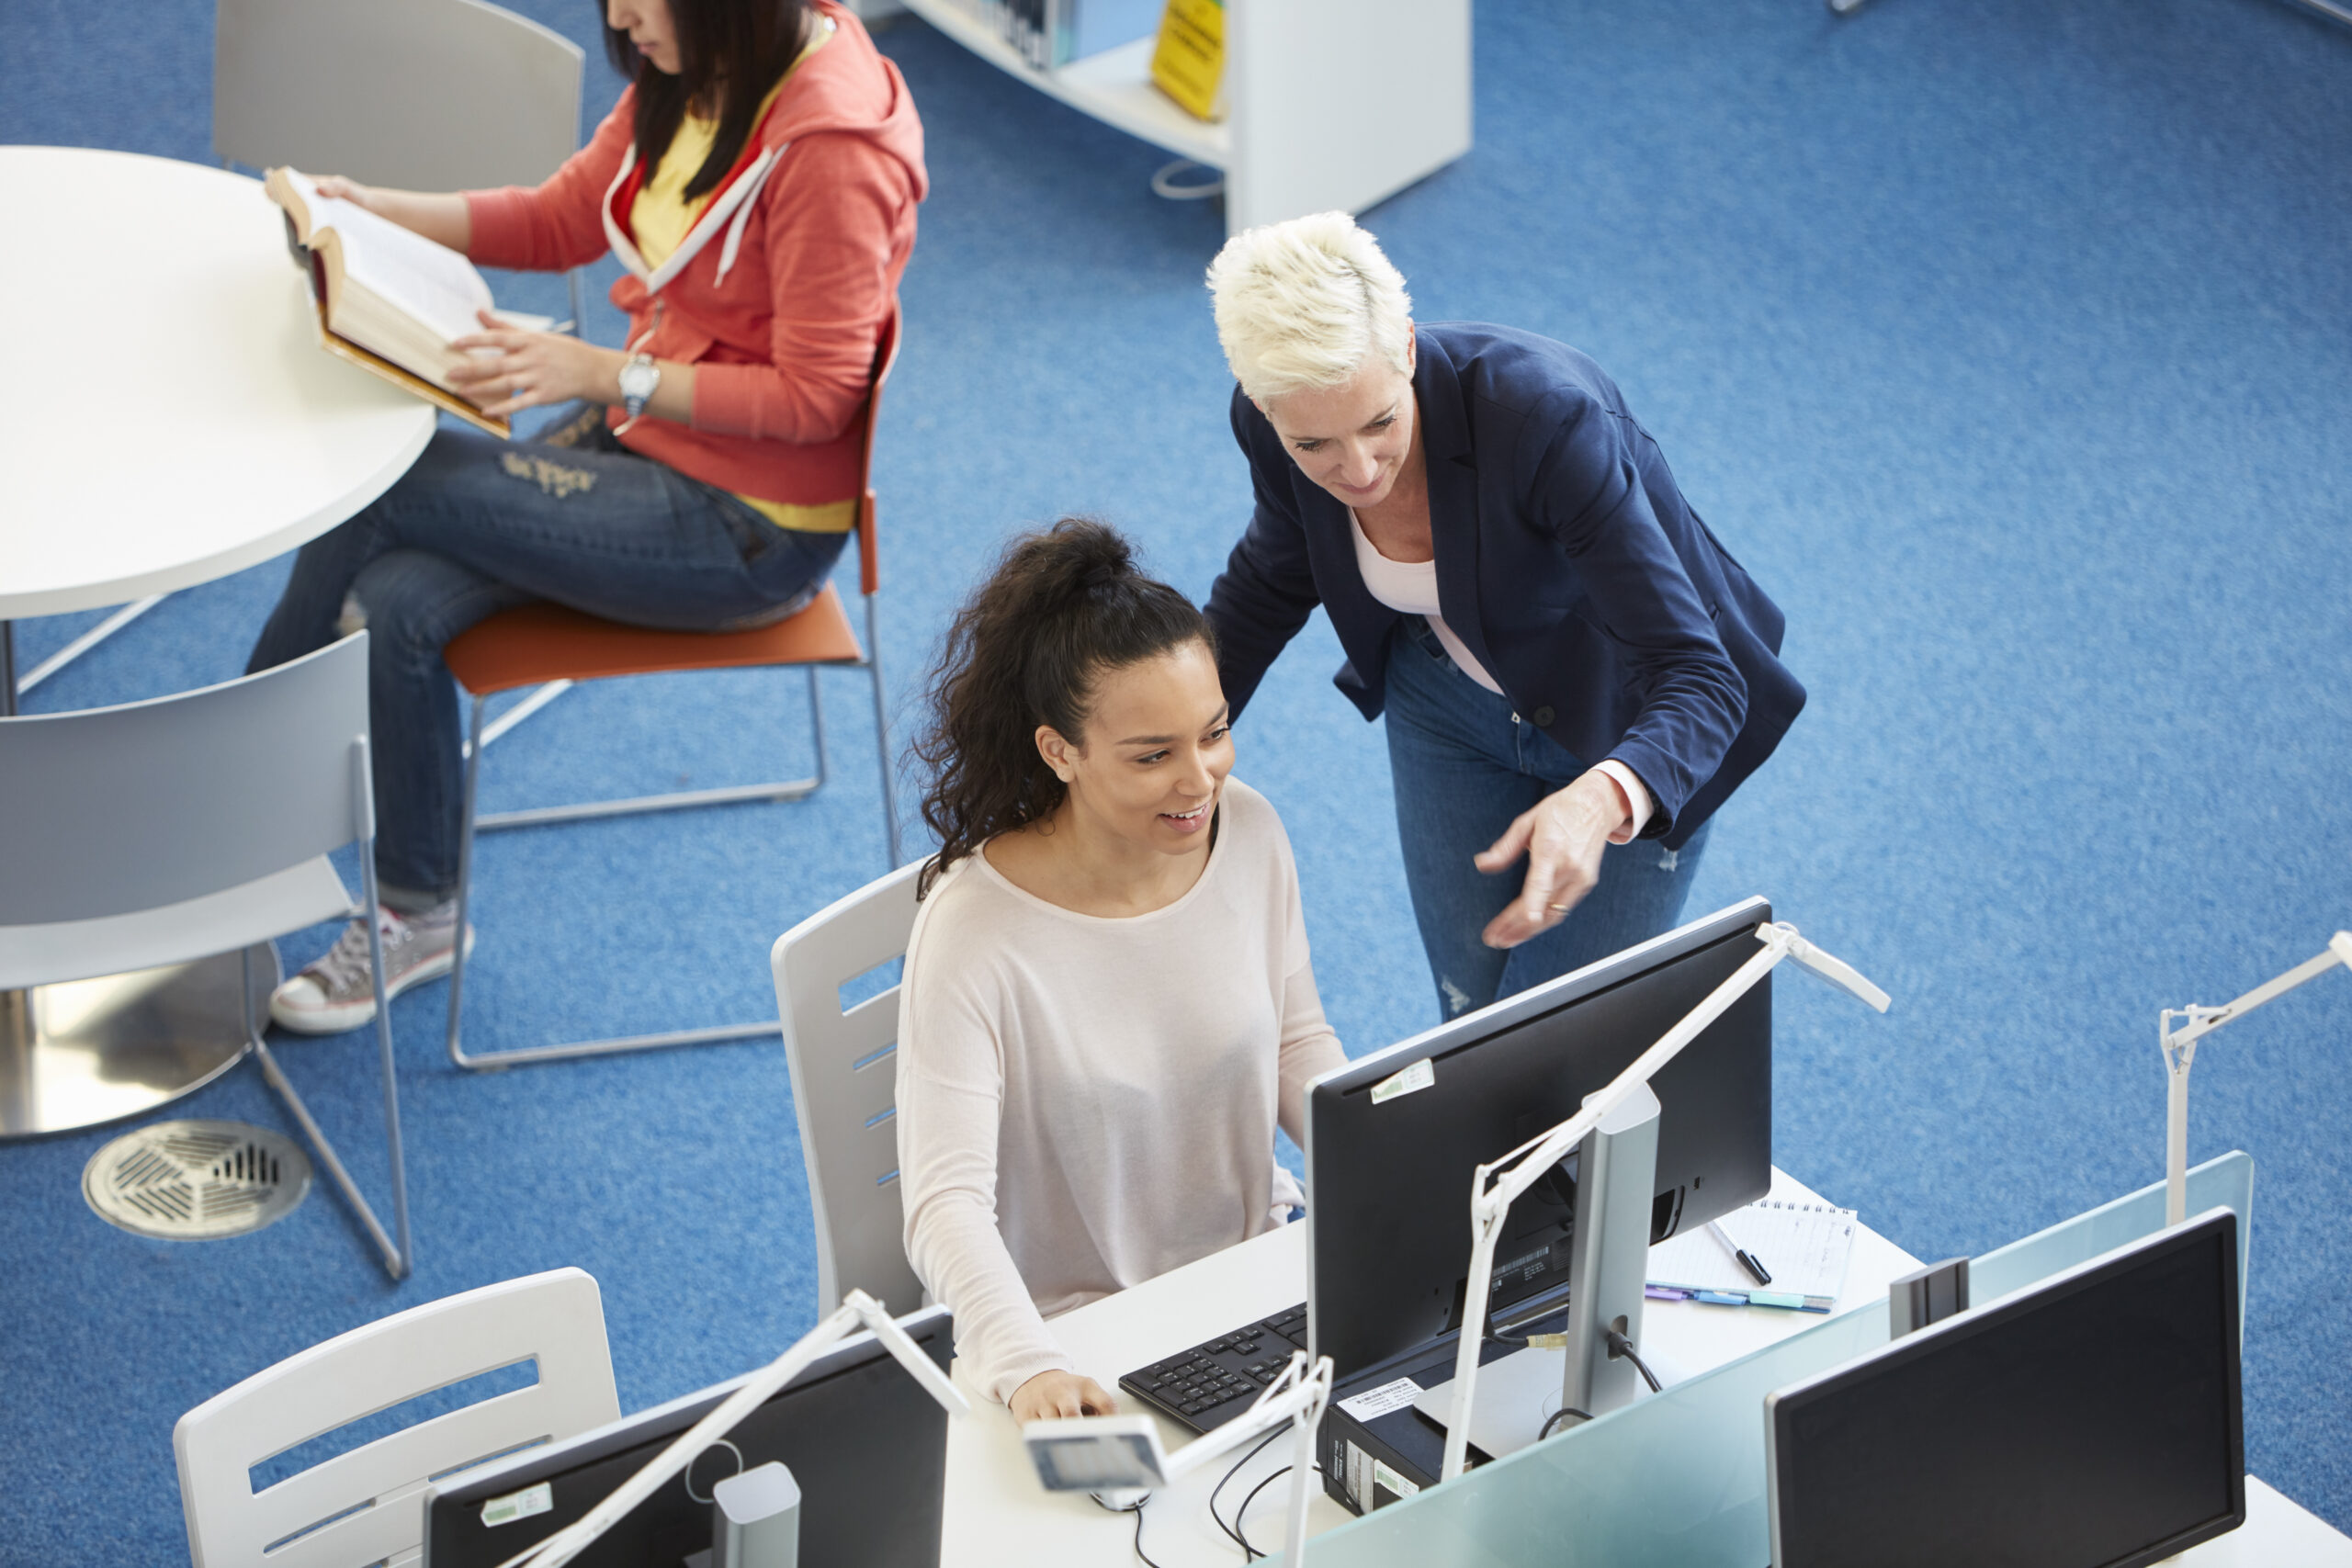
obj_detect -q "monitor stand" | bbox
[1561,1080,1663,1421]
[1409,1083,1675,1458]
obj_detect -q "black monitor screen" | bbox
[1768,1211,2245,1568]
[1306,898,1775,1379]
[424,1307,955,1568]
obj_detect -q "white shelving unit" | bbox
[888,0,1471,237]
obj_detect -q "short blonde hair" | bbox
[1206,211,1414,404]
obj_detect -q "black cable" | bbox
[1603,1327,1663,1393]
[1089,1492,1165,1568]
[1207,1425,1288,1556]
[1233,1463,1325,1560]
[1537,1405,1596,1439]
[1128,1495,1163,1568]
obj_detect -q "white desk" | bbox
[0,145,434,1137]
[939,1168,1919,1566]
[936,1168,2352,1565]
[0,147,434,626]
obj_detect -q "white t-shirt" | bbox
[1349,507,1505,694]
[1349,509,1655,838]
[895,777,1348,1404]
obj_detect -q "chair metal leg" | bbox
[252,830,413,1280]
[446,697,488,1069]
[808,665,831,790]
[447,693,780,1070]
[255,1038,410,1279]
[865,593,903,868]
[463,678,574,759]
[470,659,842,831]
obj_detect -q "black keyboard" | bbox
[1117,1303,1310,1435]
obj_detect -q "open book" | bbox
[266,166,534,437]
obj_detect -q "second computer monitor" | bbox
[423,1305,956,1568]
[1766,1209,2245,1568]
[1306,897,1776,1379]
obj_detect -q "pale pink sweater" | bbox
[896,780,1349,1404]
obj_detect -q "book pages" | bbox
[278,168,493,344]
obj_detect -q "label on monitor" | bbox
[481,1481,553,1528]
[1370,1059,1434,1104]
[1339,1376,1424,1421]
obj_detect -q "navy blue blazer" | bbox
[1204,322,1803,850]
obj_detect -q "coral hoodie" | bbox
[463,1,926,508]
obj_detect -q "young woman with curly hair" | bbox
[895,519,1347,1422]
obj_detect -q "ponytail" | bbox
[913,519,1214,896]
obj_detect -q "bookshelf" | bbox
[886,0,1471,237]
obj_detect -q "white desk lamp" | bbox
[1023,1350,1336,1565]
[495,1290,971,1568]
[1438,919,1892,1483]
[2158,931,2352,1226]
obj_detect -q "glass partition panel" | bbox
[1968,1150,2253,1331]
[1297,1152,2254,1567]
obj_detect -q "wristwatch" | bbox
[617,351,662,423]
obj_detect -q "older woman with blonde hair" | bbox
[1202,212,1805,1020]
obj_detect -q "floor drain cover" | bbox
[83,1121,311,1240]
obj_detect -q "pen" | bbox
[1680,1289,1835,1313]
[1709,1220,1772,1286]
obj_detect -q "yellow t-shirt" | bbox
[631,20,854,535]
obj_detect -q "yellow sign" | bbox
[1151,0,1226,123]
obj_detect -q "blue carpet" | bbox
[6,0,2351,1556]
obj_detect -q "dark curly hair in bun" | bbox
[914,519,1215,896]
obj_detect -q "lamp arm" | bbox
[856,1296,973,1418]
[1437,1195,1508,1483]
[2170,942,2352,1051]
[2160,932,2350,1227]
[499,1291,961,1568]
[1779,926,1893,1012]
[1479,930,1797,1189]
[1440,928,1801,1481]
[1162,1354,1332,1480]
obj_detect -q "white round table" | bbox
[0,146,437,1138]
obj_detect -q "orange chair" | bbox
[438,308,903,1069]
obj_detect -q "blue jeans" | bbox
[248,412,845,905]
[1383,620,1713,1021]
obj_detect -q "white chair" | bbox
[212,0,589,328]
[212,0,582,190]
[0,633,415,1277]
[771,861,927,1318]
[174,1267,620,1568]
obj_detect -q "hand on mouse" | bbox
[1012,1369,1119,1422]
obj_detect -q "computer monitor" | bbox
[1766,1210,2245,1568]
[423,1304,956,1568]
[1306,896,1776,1379]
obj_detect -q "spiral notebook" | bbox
[1648,1196,1860,1303]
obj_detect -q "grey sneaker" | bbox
[269,903,471,1035]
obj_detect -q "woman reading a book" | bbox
[896,519,1348,1421]
[248,0,925,1032]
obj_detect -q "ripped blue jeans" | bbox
[247,412,844,905]
[1382,619,1712,1021]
